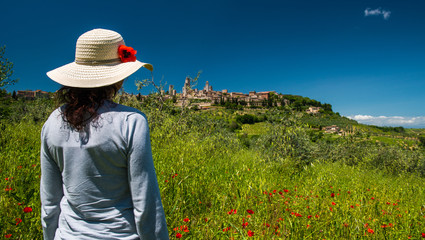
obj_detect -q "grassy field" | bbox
[1,105,425,239]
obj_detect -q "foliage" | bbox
[0,46,18,89]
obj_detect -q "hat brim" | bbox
[47,60,153,88]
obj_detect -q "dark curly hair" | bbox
[55,81,123,131]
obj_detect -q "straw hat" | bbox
[47,28,153,88]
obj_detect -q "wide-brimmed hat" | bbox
[47,28,153,88]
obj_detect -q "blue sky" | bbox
[1,0,425,127]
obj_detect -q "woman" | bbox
[41,29,169,240]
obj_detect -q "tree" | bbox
[0,46,18,89]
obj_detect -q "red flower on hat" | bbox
[118,45,137,63]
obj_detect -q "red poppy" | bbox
[307,215,312,219]
[15,218,22,226]
[247,230,254,237]
[242,222,248,228]
[118,45,137,63]
[331,193,335,197]
[284,189,289,193]
[247,209,254,214]
[4,234,12,238]
[23,207,32,213]
[422,233,425,238]
[227,209,237,215]
[367,228,374,234]
[183,218,189,222]
[176,233,182,238]
[332,202,336,205]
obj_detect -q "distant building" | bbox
[306,106,321,114]
[17,90,49,100]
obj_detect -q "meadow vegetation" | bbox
[1,90,425,239]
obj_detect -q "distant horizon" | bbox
[6,82,425,129]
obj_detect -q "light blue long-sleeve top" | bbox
[40,101,169,240]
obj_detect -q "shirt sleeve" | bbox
[125,113,169,239]
[40,124,64,240]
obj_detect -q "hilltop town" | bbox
[162,77,278,108]
[11,77,328,114]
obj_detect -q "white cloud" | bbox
[364,8,391,20]
[347,115,425,128]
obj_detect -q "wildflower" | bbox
[284,189,289,193]
[204,218,208,222]
[344,223,349,227]
[308,215,312,219]
[247,209,254,214]
[183,218,189,222]
[367,228,374,234]
[15,218,22,225]
[331,193,335,198]
[332,202,336,205]
[223,226,231,232]
[306,224,310,228]
[422,233,425,238]
[371,197,375,200]
[386,202,391,205]
[165,180,169,183]
[347,191,351,194]
[176,233,182,238]
[315,214,319,218]
[5,234,12,238]
[329,207,333,211]
[364,223,369,228]
[247,230,254,237]
[23,207,33,213]
[242,222,248,228]
[264,223,270,227]
[381,224,388,228]
[350,205,354,208]
[227,209,237,215]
